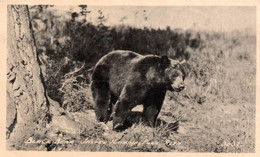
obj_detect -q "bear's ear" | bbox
[159,55,169,69]
[160,56,169,65]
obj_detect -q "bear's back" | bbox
[94,50,141,70]
[92,50,143,96]
[100,50,140,63]
[108,50,143,96]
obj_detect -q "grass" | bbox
[37,30,255,152]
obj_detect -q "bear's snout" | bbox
[171,83,185,92]
[178,84,185,90]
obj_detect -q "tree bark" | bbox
[7,5,50,149]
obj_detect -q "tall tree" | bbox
[7,5,50,149]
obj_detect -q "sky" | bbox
[52,6,256,33]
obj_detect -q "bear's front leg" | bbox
[143,88,166,127]
[143,105,161,127]
[112,84,145,130]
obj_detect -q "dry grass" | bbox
[41,30,255,152]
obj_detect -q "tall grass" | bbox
[54,30,255,152]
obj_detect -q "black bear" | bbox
[90,50,185,130]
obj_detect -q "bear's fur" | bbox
[90,50,185,130]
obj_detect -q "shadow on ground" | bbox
[125,111,179,132]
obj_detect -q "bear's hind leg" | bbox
[91,82,111,123]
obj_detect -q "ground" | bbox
[9,32,255,152]
[19,80,255,152]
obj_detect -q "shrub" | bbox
[58,64,94,112]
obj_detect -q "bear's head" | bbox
[160,56,186,92]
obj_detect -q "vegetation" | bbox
[26,5,255,152]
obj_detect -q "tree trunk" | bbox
[7,5,50,149]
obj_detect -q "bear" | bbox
[90,50,185,130]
